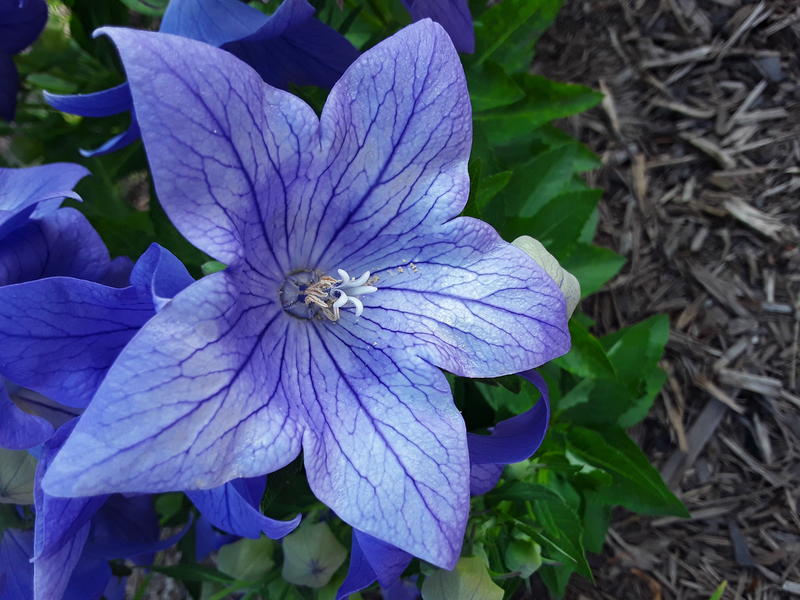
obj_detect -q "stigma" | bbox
[283,269,378,321]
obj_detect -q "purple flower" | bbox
[0,0,47,120]
[0,165,299,598]
[337,370,550,598]
[402,0,474,53]
[43,20,569,568]
[45,0,358,156]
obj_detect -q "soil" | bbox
[534,1,800,598]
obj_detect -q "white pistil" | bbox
[303,269,377,321]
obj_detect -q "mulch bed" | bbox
[534,1,800,598]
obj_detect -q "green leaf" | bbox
[421,556,503,600]
[709,581,728,600]
[561,243,625,297]
[118,0,169,16]
[0,449,36,505]
[26,72,78,94]
[475,75,602,145]
[154,493,184,525]
[581,491,612,554]
[617,367,668,428]
[201,261,227,276]
[511,189,602,255]
[554,320,616,380]
[0,504,25,535]
[561,379,635,426]
[539,562,574,599]
[527,495,592,578]
[504,532,542,578]
[567,427,689,517]
[490,482,564,504]
[500,145,577,219]
[153,564,235,585]
[474,0,562,72]
[474,376,539,416]
[281,521,346,588]
[217,537,275,582]
[602,315,670,393]
[474,170,513,214]
[468,62,524,112]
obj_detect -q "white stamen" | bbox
[350,296,364,318]
[303,269,377,321]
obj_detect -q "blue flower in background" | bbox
[401,0,474,53]
[0,165,299,599]
[45,0,359,156]
[0,0,47,120]
[43,20,569,568]
[1,470,186,600]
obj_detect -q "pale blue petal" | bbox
[349,219,570,378]
[97,27,319,267]
[294,20,471,269]
[296,322,468,568]
[42,271,303,496]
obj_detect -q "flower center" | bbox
[279,269,378,321]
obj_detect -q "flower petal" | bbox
[44,83,132,118]
[84,495,189,562]
[34,421,109,560]
[187,477,300,540]
[298,20,471,270]
[0,164,89,234]
[296,322,469,568]
[0,208,110,286]
[338,529,413,599]
[222,0,358,89]
[0,384,55,450]
[0,0,47,55]
[0,54,19,122]
[401,0,474,53]
[467,370,550,465]
[468,463,503,496]
[194,515,237,560]
[0,529,35,599]
[129,242,194,311]
[160,0,268,46]
[353,218,570,378]
[33,522,92,600]
[42,271,302,496]
[0,277,154,408]
[98,27,319,267]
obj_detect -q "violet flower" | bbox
[0,165,299,598]
[43,21,570,568]
[45,0,358,156]
[401,0,474,53]
[1,482,186,600]
[337,370,551,599]
[0,0,47,120]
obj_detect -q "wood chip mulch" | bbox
[535,1,800,598]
